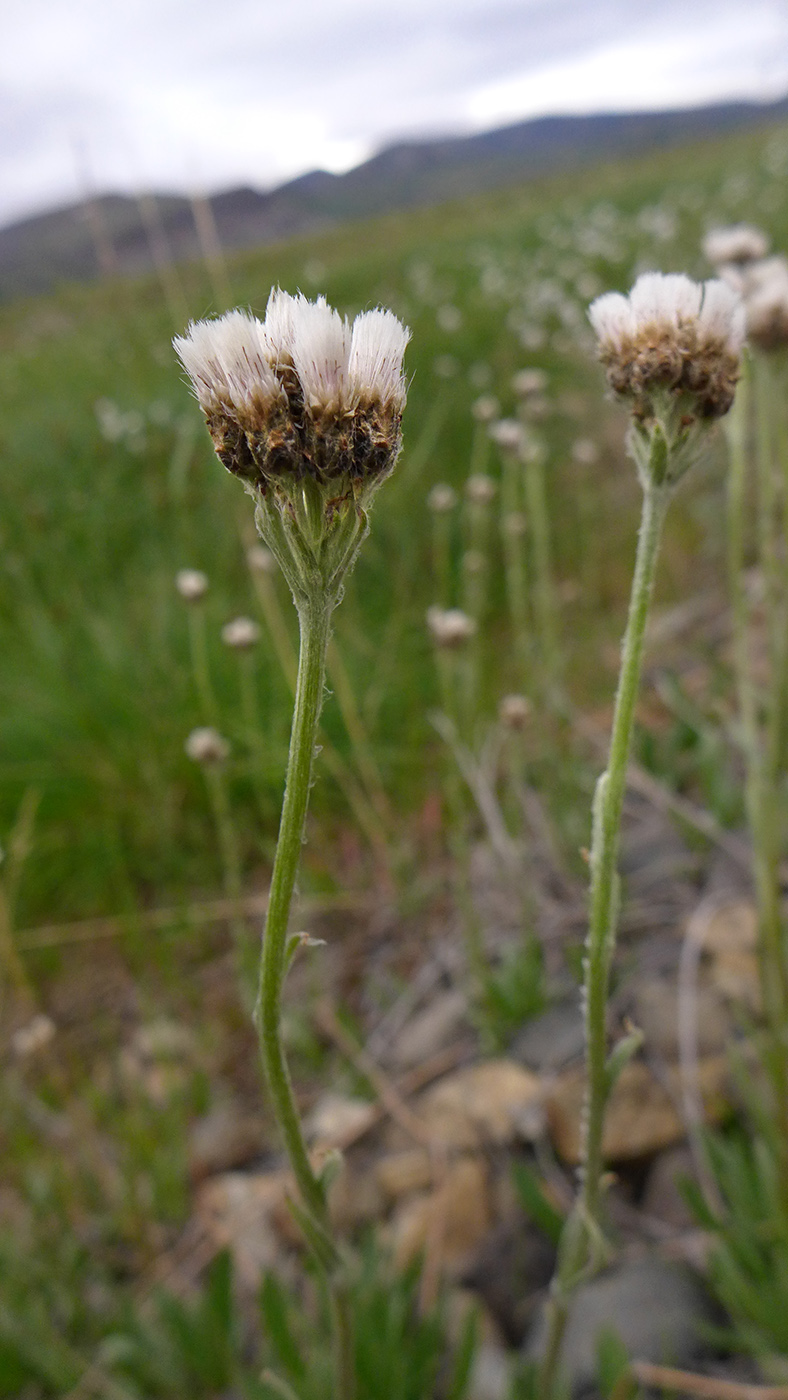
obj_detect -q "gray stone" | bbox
[526,1256,718,1395]
[469,1341,512,1400]
[510,999,585,1073]
[390,989,469,1070]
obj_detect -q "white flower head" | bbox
[174,310,281,424]
[427,483,457,513]
[737,255,788,351]
[511,368,548,398]
[221,616,261,649]
[288,296,350,415]
[589,271,743,423]
[703,224,769,269]
[176,568,209,601]
[349,308,410,412]
[499,693,531,729]
[465,474,497,505]
[175,290,410,501]
[426,606,476,648]
[489,418,525,452]
[185,727,230,765]
[471,394,500,422]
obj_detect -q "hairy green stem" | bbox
[725,368,788,1158]
[255,593,355,1399]
[540,456,671,1396]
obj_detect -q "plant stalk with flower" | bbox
[175,291,410,1400]
[539,272,744,1397]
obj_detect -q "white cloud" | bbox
[1,0,786,228]
[466,7,788,126]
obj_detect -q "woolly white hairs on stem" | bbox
[348,309,410,410]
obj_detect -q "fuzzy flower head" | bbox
[589,272,744,483]
[175,291,410,603]
[426,606,476,648]
[735,256,788,352]
[589,273,744,483]
[703,224,769,269]
[175,291,409,503]
[221,616,261,650]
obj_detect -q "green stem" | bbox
[255,593,355,1399]
[205,766,248,974]
[500,452,530,690]
[188,605,217,723]
[523,446,561,699]
[539,463,671,1397]
[431,510,453,608]
[256,594,333,1228]
[726,369,788,1154]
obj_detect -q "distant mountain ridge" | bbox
[2,95,787,302]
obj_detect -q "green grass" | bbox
[2,111,788,1400]
[4,118,786,929]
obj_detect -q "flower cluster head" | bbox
[511,368,548,399]
[185,726,230,766]
[702,224,769,269]
[589,272,744,434]
[426,606,476,648]
[176,291,410,604]
[175,292,409,504]
[427,483,457,514]
[221,616,260,650]
[489,418,525,453]
[465,474,497,505]
[729,255,788,352]
[176,568,209,601]
[499,693,531,730]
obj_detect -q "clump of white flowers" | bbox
[735,256,788,352]
[703,224,769,269]
[589,273,744,481]
[175,291,410,604]
[175,292,409,502]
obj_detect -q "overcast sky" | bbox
[3,0,787,229]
